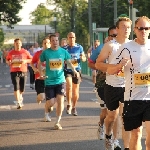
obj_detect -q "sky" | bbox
[18,0,47,25]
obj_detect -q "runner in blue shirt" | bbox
[64,32,86,116]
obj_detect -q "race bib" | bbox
[134,72,150,86]
[71,59,78,67]
[12,55,22,68]
[49,59,62,70]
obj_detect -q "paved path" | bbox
[0,63,146,150]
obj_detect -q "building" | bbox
[0,25,55,46]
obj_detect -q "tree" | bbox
[0,0,26,25]
[29,3,53,25]
[0,29,4,46]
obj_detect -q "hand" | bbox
[120,58,130,67]
[39,75,48,80]
[74,71,79,78]
[33,68,39,74]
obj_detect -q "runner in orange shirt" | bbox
[6,38,33,109]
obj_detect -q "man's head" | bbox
[61,38,67,47]
[108,25,117,41]
[35,42,39,48]
[67,32,76,47]
[94,40,100,48]
[116,17,132,38]
[14,38,22,50]
[134,16,150,44]
[49,34,59,49]
[42,37,51,49]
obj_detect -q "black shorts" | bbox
[104,84,124,111]
[10,72,27,92]
[35,79,45,95]
[123,100,150,131]
[96,87,106,109]
[45,83,65,100]
[64,70,81,84]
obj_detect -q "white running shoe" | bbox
[54,123,62,130]
[45,114,51,122]
[114,139,121,150]
[97,125,105,140]
[105,138,114,150]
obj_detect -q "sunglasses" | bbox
[109,34,117,37]
[135,27,150,30]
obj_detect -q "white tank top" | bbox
[106,39,125,87]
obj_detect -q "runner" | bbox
[64,32,86,116]
[107,16,150,150]
[88,26,122,150]
[30,37,53,122]
[87,40,100,92]
[38,34,79,130]
[6,38,32,109]
[95,17,132,150]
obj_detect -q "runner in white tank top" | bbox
[95,17,132,150]
[107,16,150,150]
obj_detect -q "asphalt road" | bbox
[0,63,146,150]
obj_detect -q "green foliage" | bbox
[0,0,26,25]
[29,3,53,25]
[0,29,4,46]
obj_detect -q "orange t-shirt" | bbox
[6,49,32,72]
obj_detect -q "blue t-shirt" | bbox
[90,44,104,62]
[63,43,84,71]
[40,47,71,85]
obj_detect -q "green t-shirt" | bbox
[40,47,71,85]
[0,51,2,57]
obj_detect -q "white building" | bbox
[0,25,55,45]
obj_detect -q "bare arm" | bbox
[66,59,79,77]
[95,41,115,72]
[87,47,92,59]
[88,61,96,70]
[107,59,130,74]
[37,60,44,77]
[30,62,39,73]
[80,52,87,62]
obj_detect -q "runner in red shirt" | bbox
[30,37,52,122]
[6,38,32,109]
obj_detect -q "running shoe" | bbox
[71,108,78,116]
[17,103,22,109]
[66,105,71,114]
[105,138,114,150]
[97,124,105,140]
[44,114,51,122]
[93,87,97,92]
[54,123,62,130]
[114,139,121,150]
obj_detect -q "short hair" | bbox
[135,16,150,26]
[116,17,132,28]
[108,25,116,35]
[14,38,22,43]
[61,38,67,42]
[49,34,58,41]
[67,32,75,37]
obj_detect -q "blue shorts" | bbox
[45,83,65,100]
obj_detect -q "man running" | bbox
[88,26,122,149]
[107,16,150,150]
[87,40,100,92]
[64,32,86,116]
[31,37,53,122]
[39,34,79,130]
[95,17,131,150]
[6,38,32,109]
